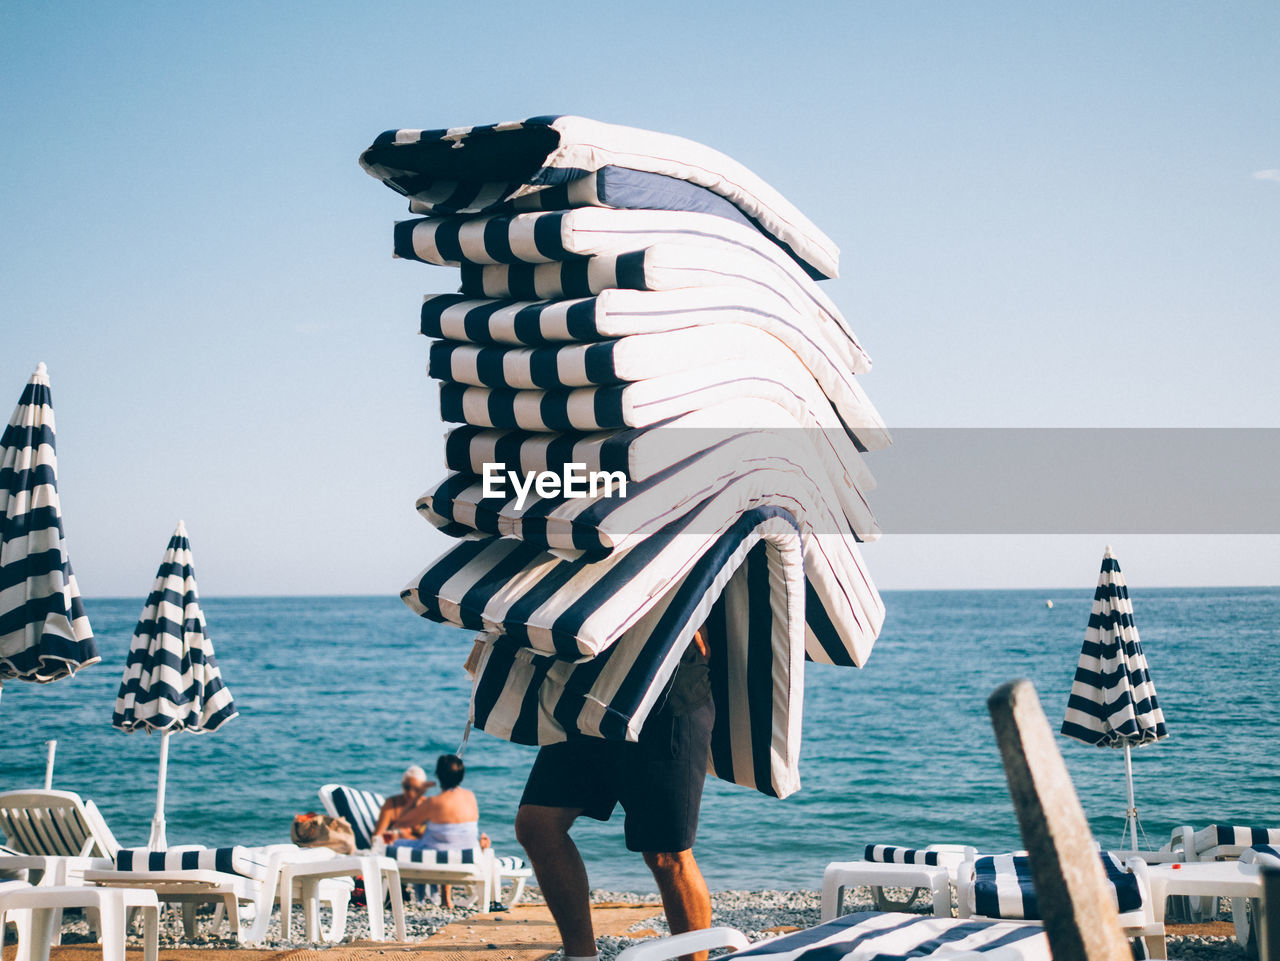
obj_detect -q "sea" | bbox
[2,588,1277,892]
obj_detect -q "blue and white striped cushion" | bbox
[405,478,884,670]
[467,507,808,799]
[392,846,483,866]
[328,786,385,852]
[114,846,269,881]
[429,166,756,231]
[436,353,889,455]
[1197,825,1280,856]
[864,845,941,866]
[731,911,1050,961]
[454,244,852,367]
[396,208,863,367]
[972,851,1141,920]
[358,115,840,281]
[420,285,868,380]
[419,436,878,554]
[495,855,526,872]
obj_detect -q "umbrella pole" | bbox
[1123,742,1139,851]
[44,739,57,789]
[149,730,171,850]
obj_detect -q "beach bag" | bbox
[291,812,356,854]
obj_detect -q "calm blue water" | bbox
[2,588,1278,892]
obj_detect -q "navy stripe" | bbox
[615,250,650,290]
[531,212,568,260]
[744,546,778,795]
[392,220,420,261]
[419,294,472,337]
[483,217,514,262]
[431,220,465,264]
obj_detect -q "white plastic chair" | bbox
[955,852,1165,959]
[83,844,351,945]
[0,881,159,961]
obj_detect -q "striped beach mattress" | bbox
[426,321,875,440]
[435,352,889,453]
[440,402,875,491]
[466,506,807,797]
[418,437,878,552]
[454,245,851,361]
[403,493,883,669]
[419,285,867,383]
[358,115,839,280]
[731,911,1050,961]
[398,208,866,372]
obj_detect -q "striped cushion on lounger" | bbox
[1195,825,1280,856]
[1247,845,1280,864]
[467,507,807,798]
[358,115,840,280]
[114,846,270,881]
[864,845,943,866]
[328,785,385,851]
[420,285,868,379]
[391,846,483,866]
[731,911,1050,961]
[971,851,1141,920]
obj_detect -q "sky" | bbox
[2,0,1278,597]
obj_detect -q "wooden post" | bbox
[987,679,1131,961]
[1261,865,1280,961]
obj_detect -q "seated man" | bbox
[372,765,433,842]
[390,754,491,907]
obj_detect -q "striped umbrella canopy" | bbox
[113,520,236,849]
[0,363,98,704]
[1061,546,1168,849]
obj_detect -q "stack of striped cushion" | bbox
[360,116,890,798]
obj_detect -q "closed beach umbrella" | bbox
[1061,546,1168,849]
[0,363,98,704]
[113,521,236,849]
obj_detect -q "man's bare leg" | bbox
[644,849,712,961]
[515,804,597,957]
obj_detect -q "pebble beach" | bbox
[47,886,1251,961]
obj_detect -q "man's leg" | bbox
[515,804,597,957]
[644,849,711,961]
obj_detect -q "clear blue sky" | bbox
[3,1,1277,596]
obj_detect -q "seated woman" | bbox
[372,765,433,842]
[389,754,490,907]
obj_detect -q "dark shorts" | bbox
[519,699,714,853]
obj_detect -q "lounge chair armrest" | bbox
[616,927,751,961]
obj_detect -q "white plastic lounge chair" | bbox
[1167,824,1280,919]
[0,880,159,961]
[823,844,976,919]
[1230,845,1280,953]
[317,783,385,852]
[0,790,126,944]
[82,844,352,945]
[616,913,1051,961]
[0,790,121,866]
[319,783,531,909]
[956,850,1165,958]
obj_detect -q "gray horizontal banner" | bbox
[867,428,1280,534]
[454,428,1280,537]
